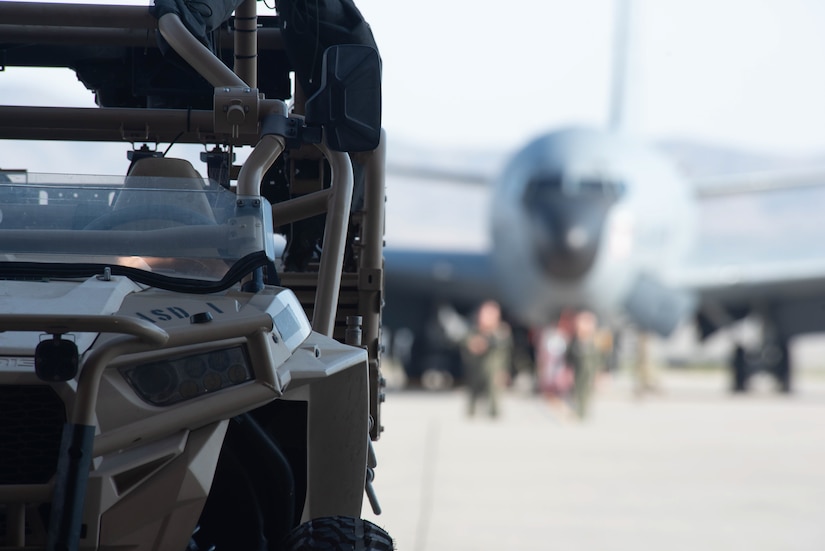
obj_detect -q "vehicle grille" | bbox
[0,385,66,485]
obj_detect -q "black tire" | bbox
[282,516,393,551]
[731,346,749,393]
[775,341,792,393]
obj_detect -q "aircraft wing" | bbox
[383,248,499,306]
[672,168,825,335]
[382,154,501,319]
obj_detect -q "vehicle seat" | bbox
[114,157,216,223]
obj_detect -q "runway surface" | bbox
[362,368,825,550]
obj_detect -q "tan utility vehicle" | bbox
[0,1,391,549]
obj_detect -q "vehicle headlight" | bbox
[119,346,253,406]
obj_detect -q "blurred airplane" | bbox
[382,2,825,392]
[383,128,825,393]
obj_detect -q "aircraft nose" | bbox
[526,192,613,280]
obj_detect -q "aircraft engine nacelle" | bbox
[490,127,696,335]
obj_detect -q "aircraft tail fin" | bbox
[608,0,639,135]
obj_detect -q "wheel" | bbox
[84,204,215,230]
[281,516,393,551]
[774,340,792,393]
[420,366,455,391]
[731,346,749,393]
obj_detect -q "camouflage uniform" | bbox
[565,311,603,419]
[461,301,511,418]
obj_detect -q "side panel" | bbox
[303,363,369,520]
[94,421,227,551]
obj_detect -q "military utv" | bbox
[0,1,391,549]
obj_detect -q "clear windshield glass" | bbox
[0,171,272,292]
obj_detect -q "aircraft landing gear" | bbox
[731,345,749,393]
[729,338,792,394]
[775,339,792,393]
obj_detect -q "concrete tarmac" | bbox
[362,369,825,550]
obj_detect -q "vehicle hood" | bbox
[0,276,143,355]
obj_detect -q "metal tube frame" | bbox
[1,2,370,342]
[233,0,258,88]
[1,0,388,540]
[0,311,274,551]
[359,130,388,439]
[158,13,247,89]
[311,145,355,337]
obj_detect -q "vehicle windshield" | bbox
[0,171,274,293]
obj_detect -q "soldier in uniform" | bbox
[460,300,512,418]
[565,310,603,419]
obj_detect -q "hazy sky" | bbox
[353,0,825,156]
[3,0,825,174]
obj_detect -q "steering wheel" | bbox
[84,204,215,230]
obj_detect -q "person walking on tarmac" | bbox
[565,310,603,419]
[460,300,512,418]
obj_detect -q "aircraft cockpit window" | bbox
[523,172,625,204]
[523,173,564,205]
[528,174,564,191]
[577,177,626,199]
